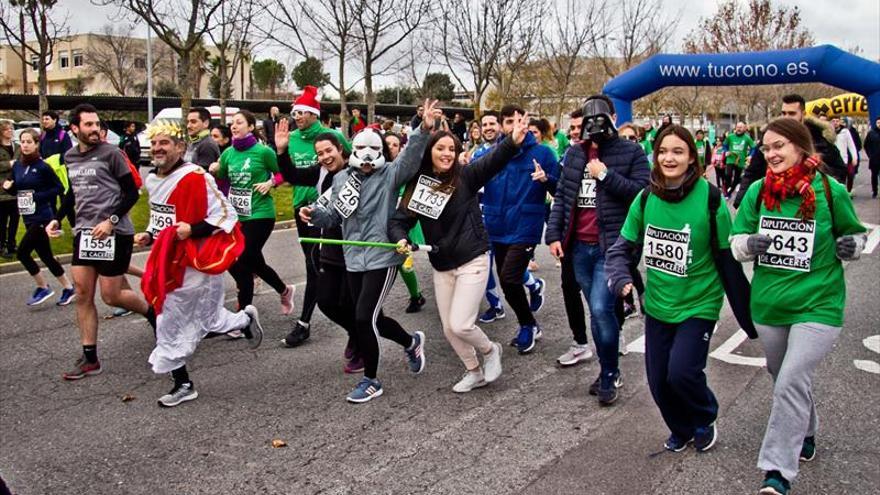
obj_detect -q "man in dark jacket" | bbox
[184,107,221,170]
[39,110,72,165]
[734,94,847,208]
[410,104,425,130]
[545,95,650,405]
[865,116,880,198]
[119,121,141,165]
[262,106,280,149]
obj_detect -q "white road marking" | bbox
[863,223,880,255]
[709,329,766,367]
[854,334,880,375]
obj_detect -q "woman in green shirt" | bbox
[211,110,294,314]
[606,125,733,455]
[730,118,867,495]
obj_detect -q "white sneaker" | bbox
[452,370,487,393]
[619,331,629,356]
[557,342,593,367]
[483,342,503,383]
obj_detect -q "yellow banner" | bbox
[806,93,868,117]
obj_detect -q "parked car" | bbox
[138,106,239,165]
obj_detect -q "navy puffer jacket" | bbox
[545,137,650,251]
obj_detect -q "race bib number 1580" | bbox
[644,224,690,277]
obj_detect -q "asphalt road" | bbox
[1,172,878,495]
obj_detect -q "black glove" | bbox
[836,235,858,260]
[747,234,772,256]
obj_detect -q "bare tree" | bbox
[440,0,529,115]
[108,0,224,113]
[206,0,257,117]
[490,0,543,108]
[84,24,171,96]
[0,0,68,112]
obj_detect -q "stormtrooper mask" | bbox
[580,98,617,143]
[349,129,386,173]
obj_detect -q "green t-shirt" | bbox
[642,127,657,156]
[723,133,755,168]
[218,143,279,221]
[730,175,866,327]
[620,179,732,323]
[555,130,570,159]
[288,121,351,208]
[695,138,708,166]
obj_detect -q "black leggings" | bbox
[347,267,413,379]
[316,263,357,342]
[0,201,19,249]
[294,210,321,323]
[18,223,64,277]
[228,218,287,307]
[725,166,742,196]
[561,254,588,345]
[492,242,536,326]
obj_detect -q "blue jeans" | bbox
[571,241,619,381]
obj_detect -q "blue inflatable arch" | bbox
[602,45,880,125]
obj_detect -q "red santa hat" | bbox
[293,85,321,116]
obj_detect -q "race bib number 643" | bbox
[757,216,815,272]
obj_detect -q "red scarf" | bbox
[761,155,821,220]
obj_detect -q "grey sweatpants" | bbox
[755,322,841,482]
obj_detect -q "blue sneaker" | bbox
[56,287,76,306]
[694,423,717,452]
[346,377,383,403]
[27,286,55,306]
[405,331,426,374]
[516,325,539,354]
[528,278,545,313]
[664,433,693,452]
[478,306,505,323]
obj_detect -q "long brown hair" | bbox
[649,124,702,197]
[400,131,463,216]
[763,118,815,158]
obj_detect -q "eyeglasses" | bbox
[622,135,639,142]
[759,140,790,154]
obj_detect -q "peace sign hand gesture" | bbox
[420,99,441,132]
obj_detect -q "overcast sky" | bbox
[58,0,879,92]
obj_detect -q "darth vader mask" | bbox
[580,98,617,143]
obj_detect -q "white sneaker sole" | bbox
[346,387,384,404]
[158,390,199,407]
[557,352,593,367]
[452,379,488,393]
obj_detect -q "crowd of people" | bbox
[0,85,875,495]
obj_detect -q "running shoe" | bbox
[62,357,102,380]
[112,307,133,317]
[242,305,264,349]
[281,320,310,348]
[158,382,198,407]
[452,370,487,393]
[590,371,623,397]
[405,294,426,313]
[56,287,76,306]
[280,285,295,315]
[344,354,365,374]
[664,433,693,453]
[346,377,383,403]
[694,423,717,452]
[759,471,790,495]
[482,342,502,383]
[557,342,593,366]
[800,436,816,462]
[478,306,505,324]
[404,331,426,374]
[528,278,545,313]
[598,384,619,406]
[26,286,54,306]
[515,325,540,354]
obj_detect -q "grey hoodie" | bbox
[310,127,429,272]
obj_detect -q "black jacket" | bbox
[277,150,344,267]
[865,127,880,171]
[119,133,141,164]
[545,137,650,252]
[735,117,847,208]
[388,136,519,271]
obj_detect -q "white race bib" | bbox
[644,224,691,277]
[407,175,453,220]
[757,216,815,272]
[333,174,362,219]
[78,233,115,261]
[229,186,252,217]
[147,201,176,237]
[578,170,597,208]
[17,190,35,215]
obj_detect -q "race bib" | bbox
[757,216,815,272]
[407,175,453,220]
[644,224,691,277]
[333,174,362,219]
[315,187,333,209]
[147,201,176,236]
[229,186,252,217]
[17,190,35,215]
[577,170,597,208]
[78,232,115,261]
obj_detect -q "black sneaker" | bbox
[664,433,693,452]
[158,382,198,407]
[281,320,310,348]
[694,423,717,452]
[799,436,816,462]
[405,295,426,313]
[242,305,264,349]
[589,371,622,396]
[597,371,622,406]
[759,471,790,495]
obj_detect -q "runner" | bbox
[710,137,726,191]
[0,120,19,258]
[606,124,737,453]
[303,99,439,403]
[729,118,867,495]
[137,120,262,407]
[865,116,880,198]
[185,107,221,170]
[544,95,649,404]
[274,120,362,371]
[722,121,755,198]
[1,128,74,306]
[209,110,294,314]
[387,112,529,392]
[46,103,156,380]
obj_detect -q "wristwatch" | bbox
[596,169,608,181]
[109,214,119,225]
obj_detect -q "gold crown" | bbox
[146,119,185,140]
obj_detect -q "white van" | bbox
[138,106,240,165]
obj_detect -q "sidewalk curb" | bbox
[0,219,297,276]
